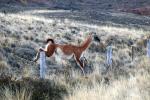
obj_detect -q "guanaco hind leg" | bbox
[80,56,88,67]
[74,56,85,76]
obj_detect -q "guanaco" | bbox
[131,34,150,60]
[34,33,100,75]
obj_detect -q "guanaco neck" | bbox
[80,35,92,51]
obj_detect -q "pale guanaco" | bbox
[34,33,100,75]
[131,34,150,60]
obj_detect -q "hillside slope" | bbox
[0,0,150,100]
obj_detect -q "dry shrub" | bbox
[0,52,4,61]
[64,72,150,100]
[0,77,67,100]
[0,61,10,77]
[63,55,150,100]
[136,56,150,73]
[0,61,9,70]
[2,87,32,100]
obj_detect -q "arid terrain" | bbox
[0,0,150,100]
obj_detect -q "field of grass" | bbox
[0,1,150,100]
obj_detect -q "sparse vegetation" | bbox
[0,0,150,100]
[0,77,67,100]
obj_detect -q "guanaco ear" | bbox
[89,32,100,42]
[94,35,100,43]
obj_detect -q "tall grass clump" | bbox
[64,56,150,100]
[0,77,67,100]
[0,60,10,77]
[1,87,32,100]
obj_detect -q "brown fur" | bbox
[34,34,93,75]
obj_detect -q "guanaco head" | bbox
[90,32,101,43]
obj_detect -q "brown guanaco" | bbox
[34,32,100,75]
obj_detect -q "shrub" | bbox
[0,61,10,77]
[0,77,67,100]
[15,47,36,61]
[2,87,32,100]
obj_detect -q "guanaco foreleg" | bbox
[33,47,45,62]
[74,56,85,76]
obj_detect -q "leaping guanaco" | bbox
[34,32,100,75]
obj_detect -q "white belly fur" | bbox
[55,48,74,60]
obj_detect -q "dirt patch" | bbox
[122,6,150,16]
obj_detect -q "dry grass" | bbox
[0,77,67,100]
[0,61,10,77]
[63,57,150,100]
[0,5,150,100]
[2,88,32,100]
[0,61,9,71]
[64,73,150,100]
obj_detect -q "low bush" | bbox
[0,77,67,100]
